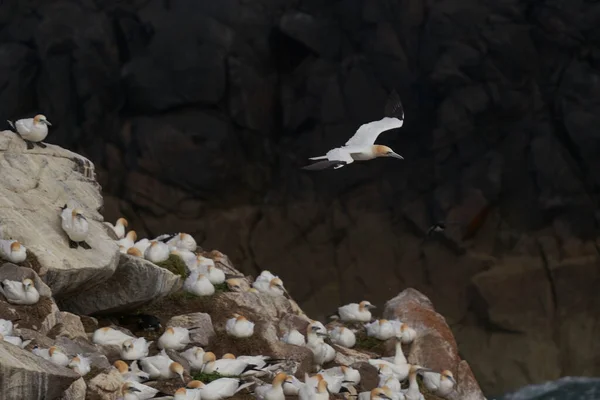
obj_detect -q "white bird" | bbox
[299,374,329,400]
[139,349,185,381]
[32,345,70,367]
[106,217,128,239]
[183,271,215,296]
[121,382,143,400]
[197,264,225,285]
[306,371,344,394]
[236,355,284,373]
[68,354,91,376]
[180,346,206,371]
[254,372,294,400]
[0,239,27,263]
[401,365,431,400]
[125,380,159,400]
[302,90,404,171]
[164,232,197,252]
[120,337,152,360]
[113,360,150,383]
[329,326,356,348]
[171,249,199,272]
[196,254,216,269]
[281,329,306,346]
[185,377,255,400]
[335,300,376,323]
[201,352,261,376]
[379,375,401,393]
[158,326,191,351]
[399,323,417,344]
[255,270,277,284]
[118,231,138,251]
[60,204,91,249]
[358,388,396,400]
[7,114,52,149]
[0,278,40,305]
[126,247,144,257]
[282,375,303,396]
[174,387,201,400]
[252,277,287,296]
[92,327,135,346]
[225,314,255,338]
[0,333,31,348]
[365,319,397,341]
[322,365,361,387]
[422,370,456,396]
[379,335,408,366]
[306,322,336,369]
[0,319,14,336]
[144,240,170,263]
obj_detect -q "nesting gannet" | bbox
[307,371,344,393]
[169,233,198,252]
[0,319,14,336]
[121,382,143,400]
[186,378,255,400]
[201,352,261,376]
[236,355,285,375]
[183,271,215,297]
[121,337,152,360]
[226,278,244,292]
[174,387,201,400]
[0,333,31,348]
[379,375,402,393]
[171,249,199,271]
[358,388,395,400]
[252,277,287,297]
[196,264,226,285]
[322,365,361,387]
[379,335,408,366]
[302,90,404,170]
[0,278,40,305]
[281,329,306,346]
[401,365,432,400]
[329,326,356,348]
[144,240,170,263]
[118,231,138,251]
[32,345,70,367]
[369,359,409,381]
[114,360,151,383]
[60,205,91,249]
[333,301,376,323]
[299,375,329,400]
[365,319,397,341]
[0,239,27,263]
[225,314,255,338]
[68,354,91,376]
[180,346,205,371]
[92,327,135,346]
[197,254,216,269]
[422,370,456,396]
[157,326,191,351]
[127,247,143,257]
[254,372,295,400]
[7,114,52,149]
[139,349,185,381]
[306,322,336,369]
[399,323,417,344]
[282,375,303,396]
[106,217,128,239]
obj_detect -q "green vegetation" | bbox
[156,254,188,277]
[354,331,384,352]
[214,282,229,292]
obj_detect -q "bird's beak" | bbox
[389,152,403,160]
[448,376,457,385]
[44,120,52,126]
[417,367,433,373]
[130,387,142,392]
[367,304,377,309]
[381,395,392,400]
[317,332,329,338]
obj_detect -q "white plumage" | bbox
[60,205,91,249]
[144,240,170,263]
[281,329,306,346]
[225,315,255,338]
[180,346,206,371]
[0,278,39,305]
[157,326,191,351]
[32,346,70,367]
[139,349,185,381]
[183,271,215,296]
[0,239,27,263]
[120,337,152,360]
[329,326,356,348]
[92,327,135,346]
[337,300,376,322]
[68,354,91,376]
[7,114,51,148]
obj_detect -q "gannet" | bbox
[92,326,135,346]
[365,319,397,341]
[32,345,70,367]
[125,380,159,400]
[127,247,143,257]
[329,326,356,348]
[180,346,205,371]
[174,387,201,400]
[334,301,376,322]
[171,249,199,271]
[186,378,255,400]
[131,238,151,255]
[121,382,143,400]
[299,375,329,400]
[0,333,31,348]
[236,355,285,375]
[157,326,191,350]
[254,372,295,400]
[139,349,185,381]
[306,322,336,369]
[0,239,27,263]
[226,278,244,292]
[159,232,197,252]
[60,205,92,249]
[118,231,138,250]
[196,264,225,285]
[252,277,287,297]
[183,271,215,296]
[106,217,128,239]
[282,375,303,396]
[121,337,152,360]
[399,323,417,344]
[201,352,261,376]
[307,371,344,393]
[281,329,306,346]
[358,388,395,400]
[7,114,52,149]
[0,319,14,336]
[401,365,432,400]
[225,314,255,338]
[302,90,404,170]
[379,375,401,393]
[144,240,170,263]
[379,335,408,366]
[0,278,40,305]
[68,354,91,376]
[422,370,456,396]
[114,360,151,383]
[197,254,216,269]
[322,365,361,387]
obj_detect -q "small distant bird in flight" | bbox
[302,90,405,171]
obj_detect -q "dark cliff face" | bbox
[2,0,600,395]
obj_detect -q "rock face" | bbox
[5,1,600,394]
[0,132,120,297]
[384,289,486,400]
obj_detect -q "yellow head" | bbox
[126,247,142,257]
[113,360,129,374]
[10,241,21,252]
[117,217,128,227]
[222,353,236,359]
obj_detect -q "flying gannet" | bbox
[7,114,52,149]
[302,90,404,170]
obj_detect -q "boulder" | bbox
[85,367,123,400]
[0,340,80,400]
[165,312,215,347]
[0,264,60,334]
[59,378,87,400]
[383,289,486,400]
[58,253,182,315]
[0,132,120,296]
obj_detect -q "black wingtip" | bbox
[384,90,404,120]
[301,160,347,171]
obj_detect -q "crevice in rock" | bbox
[535,239,558,315]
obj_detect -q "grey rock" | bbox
[59,377,87,400]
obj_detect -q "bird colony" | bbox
[0,108,460,400]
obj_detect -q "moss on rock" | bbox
[155,254,188,277]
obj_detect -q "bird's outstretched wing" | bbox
[344,90,405,147]
[301,160,347,171]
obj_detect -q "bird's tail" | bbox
[235,380,256,393]
[308,155,328,160]
[6,120,15,131]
